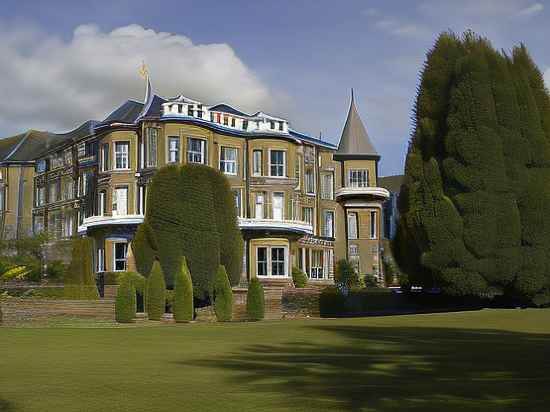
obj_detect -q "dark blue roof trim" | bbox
[289,129,337,149]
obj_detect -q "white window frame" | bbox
[305,168,315,194]
[137,185,146,216]
[323,210,334,238]
[348,212,358,239]
[97,248,105,273]
[310,250,324,279]
[269,149,286,177]
[220,146,238,175]
[114,141,130,170]
[252,150,263,176]
[112,186,128,216]
[187,137,207,164]
[256,246,268,277]
[146,128,158,168]
[321,172,334,200]
[370,210,377,239]
[167,136,180,164]
[100,143,109,172]
[349,169,369,188]
[302,207,314,226]
[272,192,284,220]
[233,189,243,218]
[256,245,289,278]
[113,242,128,272]
[255,192,265,219]
[98,191,106,216]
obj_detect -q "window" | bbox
[323,210,334,238]
[112,187,128,216]
[242,120,248,130]
[321,172,334,200]
[114,141,129,170]
[348,212,358,239]
[233,189,242,217]
[349,245,360,272]
[305,168,315,194]
[270,150,285,177]
[188,105,194,116]
[49,180,59,203]
[255,192,265,219]
[168,137,180,163]
[79,171,92,197]
[223,116,228,126]
[252,150,262,176]
[272,247,285,276]
[295,158,301,188]
[231,118,236,127]
[311,250,323,279]
[100,144,109,172]
[197,105,203,118]
[349,244,359,256]
[137,185,146,215]
[146,128,158,168]
[220,147,238,175]
[370,210,377,239]
[113,242,128,272]
[304,146,315,164]
[187,137,207,164]
[303,207,313,226]
[272,192,284,220]
[64,149,73,166]
[62,178,74,201]
[36,160,47,173]
[278,121,284,131]
[98,191,106,216]
[270,121,275,129]
[349,169,369,188]
[0,188,3,212]
[36,186,46,206]
[33,215,44,234]
[257,247,268,277]
[63,213,74,238]
[97,248,105,272]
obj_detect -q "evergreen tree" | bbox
[147,261,166,321]
[173,257,194,322]
[115,275,136,323]
[134,164,243,299]
[246,277,265,321]
[214,265,233,322]
[395,32,550,305]
[64,237,99,299]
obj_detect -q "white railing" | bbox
[335,186,390,200]
[238,218,313,235]
[78,214,144,234]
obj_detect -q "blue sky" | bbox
[1,0,549,176]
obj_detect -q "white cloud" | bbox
[370,17,431,39]
[516,3,544,17]
[0,24,280,135]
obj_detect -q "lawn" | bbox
[1,309,550,411]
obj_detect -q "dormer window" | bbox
[178,105,183,114]
[231,118,236,127]
[210,112,215,122]
[270,121,275,129]
[223,116,228,126]
[188,105,194,116]
[197,104,203,118]
[279,121,284,131]
[243,120,248,130]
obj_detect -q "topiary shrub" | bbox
[147,261,166,321]
[246,277,265,321]
[214,265,233,322]
[334,259,361,291]
[173,257,194,322]
[64,237,99,300]
[292,267,308,288]
[132,222,158,278]
[115,275,136,323]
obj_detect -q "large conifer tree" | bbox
[395,32,550,305]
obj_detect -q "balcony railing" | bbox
[238,218,313,235]
[78,214,144,234]
[335,186,390,201]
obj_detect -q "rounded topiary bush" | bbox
[214,265,233,322]
[246,277,265,321]
[292,267,308,288]
[147,261,166,321]
[115,276,136,323]
[173,257,194,322]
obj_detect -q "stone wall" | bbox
[0,299,115,326]
[232,287,285,321]
[281,287,321,319]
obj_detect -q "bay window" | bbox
[187,137,207,164]
[114,141,129,170]
[349,169,369,188]
[256,246,288,277]
[269,150,285,177]
[220,147,238,175]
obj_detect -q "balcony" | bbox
[335,186,390,202]
[238,218,313,236]
[78,214,144,234]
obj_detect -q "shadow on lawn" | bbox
[184,325,550,411]
[0,399,17,412]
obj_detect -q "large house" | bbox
[0,80,389,285]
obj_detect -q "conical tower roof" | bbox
[335,90,379,159]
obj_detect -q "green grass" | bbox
[1,309,550,411]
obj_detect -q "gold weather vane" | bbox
[139,61,149,79]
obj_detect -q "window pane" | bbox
[270,150,284,177]
[257,247,267,276]
[272,247,285,276]
[147,128,158,167]
[168,137,180,163]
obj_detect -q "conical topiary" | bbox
[246,277,265,321]
[147,260,166,321]
[213,265,233,322]
[173,257,194,322]
[115,275,136,323]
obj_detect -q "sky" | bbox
[1,0,549,176]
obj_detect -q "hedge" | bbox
[115,276,136,323]
[173,257,194,322]
[134,164,243,298]
[291,267,308,288]
[147,261,166,321]
[246,277,265,321]
[64,237,99,300]
[214,265,233,322]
